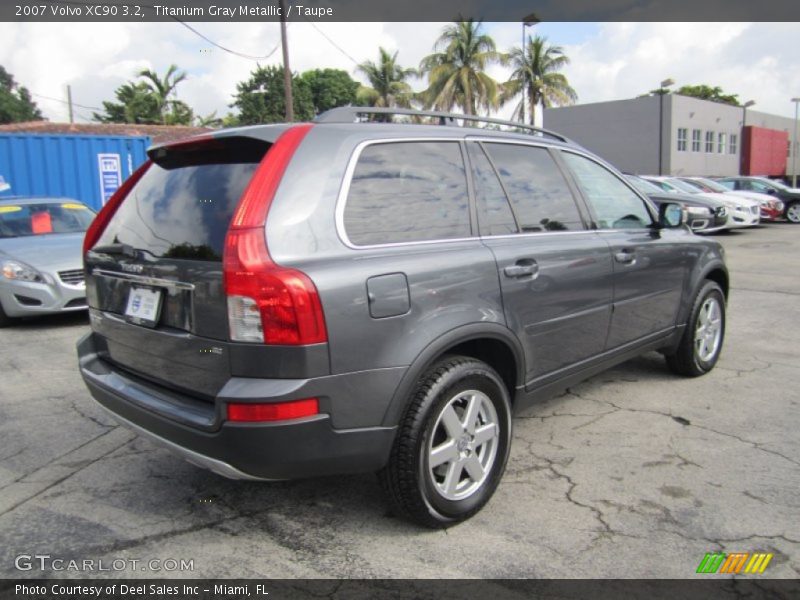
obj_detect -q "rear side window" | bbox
[561,152,653,230]
[96,137,268,261]
[343,141,470,246]
[467,143,517,236]
[483,143,584,232]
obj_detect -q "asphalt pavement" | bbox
[1,224,798,580]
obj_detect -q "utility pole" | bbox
[66,84,74,123]
[279,0,293,122]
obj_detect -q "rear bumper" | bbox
[77,333,398,480]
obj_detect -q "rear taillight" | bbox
[83,160,152,255]
[223,124,327,345]
[227,398,319,422]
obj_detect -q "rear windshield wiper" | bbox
[91,243,137,258]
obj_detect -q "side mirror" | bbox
[766,188,776,195]
[659,202,685,228]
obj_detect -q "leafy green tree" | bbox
[137,64,192,124]
[674,84,740,106]
[195,111,223,128]
[0,66,42,123]
[93,82,161,124]
[94,65,193,125]
[231,65,314,125]
[301,69,359,114]
[419,20,505,115]
[355,48,416,108]
[502,35,577,124]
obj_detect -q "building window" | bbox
[705,131,715,153]
[729,134,738,155]
[677,128,687,151]
[718,132,727,154]
[692,129,701,152]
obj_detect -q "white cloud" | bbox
[1,21,799,124]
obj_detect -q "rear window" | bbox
[343,141,470,246]
[96,138,269,261]
[0,202,95,238]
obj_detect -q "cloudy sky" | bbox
[1,21,799,125]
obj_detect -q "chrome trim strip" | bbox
[92,268,196,291]
[99,406,275,482]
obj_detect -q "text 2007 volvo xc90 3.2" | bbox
[77,107,728,527]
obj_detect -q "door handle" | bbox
[504,259,539,278]
[614,250,636,264]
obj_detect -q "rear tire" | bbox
[785,201,800,224]
[666,281,725,377]
[379,356,512,528]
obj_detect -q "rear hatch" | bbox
[84,133,320,400]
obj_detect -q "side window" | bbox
[561,152,653,230]
[467,143,517,236]
[483,143,584,232]
[343,142,470,246]
[716,180,734,190]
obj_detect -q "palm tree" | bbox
[355,48,416,109]
[419,20,505,116]
[137,64,188,124]
[503,35,577,125]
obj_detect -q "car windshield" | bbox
[665,178,702,194]
[625,176,663,194]
[756,177,791,191]
[0,201,96,238]
[694,178,730,193]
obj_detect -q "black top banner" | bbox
[5,0,800,22]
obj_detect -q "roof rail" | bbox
[314,106,570,143]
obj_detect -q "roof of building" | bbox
[0,121,211,145]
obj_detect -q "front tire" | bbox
[785,200,800,224]
[666,281,725,377]
[379,356,512,528]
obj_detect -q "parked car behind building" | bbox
[676,176,783,222]
[641,176,760,228]
[716,176,800,224]
[625,175,728,233]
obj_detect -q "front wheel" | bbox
[666,281,726,377]
[379,356,512,528]
[785,201,800,224]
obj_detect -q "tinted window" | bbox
[562,153,653,230]
[344,142,470,245]
[467,143,517,236]
[483,143,584,232]
[0,202,95,238]
[97,138,267,261]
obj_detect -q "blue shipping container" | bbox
[0,133,150,211]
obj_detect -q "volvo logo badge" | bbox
[121,263,144,274]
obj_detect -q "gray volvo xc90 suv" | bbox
[77,108,728,527]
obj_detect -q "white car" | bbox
[678,177,784,222]
[641,176,760,229]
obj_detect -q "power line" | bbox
[304,20,360,66]
[175,20,282,61]
[29,91,102,111]
[39,0,283,61]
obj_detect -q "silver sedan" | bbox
[0,197,95,325]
